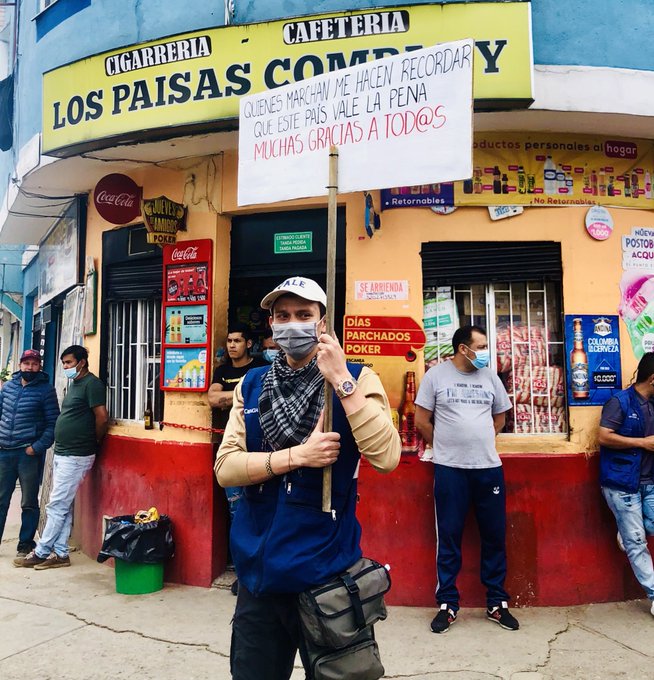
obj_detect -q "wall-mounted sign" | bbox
[238,38,473,205]
[384,133,654,209]
[355,280,408,301]
[343,315,426,359]
[585,206,613,240]
[93,173,141,224]
[565,315,621,406]
[161,239,212,392]
[274,231,313,254]
[142,195,187,245]
[43,3,533,155]
[619,227,654,359]
[382,183,455,209]
[38,202,79,307]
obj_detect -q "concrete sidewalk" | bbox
[1,494,652,679]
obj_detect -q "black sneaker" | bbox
[487,601,519,630]
[431,604,457,634]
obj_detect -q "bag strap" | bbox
[340,571,366,630]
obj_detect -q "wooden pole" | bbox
[322,145,339,513]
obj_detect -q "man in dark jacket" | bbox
[0,349,60,558]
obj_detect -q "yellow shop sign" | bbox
[42,2,533,155]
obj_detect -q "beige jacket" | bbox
[215,366,401,487]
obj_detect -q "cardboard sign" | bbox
[238,39,473,205]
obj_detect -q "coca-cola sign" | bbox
[93,174,142,224]
[171,246,199,262]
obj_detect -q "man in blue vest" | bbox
[215,276,401,680]
[0,349,60,558]
[599,351,654,617]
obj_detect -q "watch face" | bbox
[341,379,355,395]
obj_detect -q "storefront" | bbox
[34,3,654,605]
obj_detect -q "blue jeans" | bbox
[35,454,95,559]
[602,484,654,600]
[434,464,510,611]
[0,448,44,552]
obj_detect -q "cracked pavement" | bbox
[2,520,653,678]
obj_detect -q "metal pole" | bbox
[322,145,338,513]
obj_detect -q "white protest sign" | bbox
[237,39,473,206]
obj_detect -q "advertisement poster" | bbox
[38,203,79,307]
[565,315,621,406]
[163,348,208,390]
[165,305,208,344]
[161,239,212,392]
[238,39,473,205]
[383,133,654,210]
[619,226,654,358]
[166,263,209,302]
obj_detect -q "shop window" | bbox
[106,298,163,424]
[424,280,566,435]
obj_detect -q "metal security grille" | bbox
[424,280,567,435]
[107,299,162,423]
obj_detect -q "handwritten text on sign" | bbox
[344,315,426,359]
[238,39,473,205]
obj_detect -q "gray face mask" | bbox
[272,320,321,360]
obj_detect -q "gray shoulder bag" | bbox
[297,557,391,680]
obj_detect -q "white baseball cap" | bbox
[260,277,327,310]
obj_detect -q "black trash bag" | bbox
[97,514,175,564]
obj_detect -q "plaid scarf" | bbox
[258,352,325,451]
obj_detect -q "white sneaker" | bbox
[650,600,654,618]
[617,532,626,552]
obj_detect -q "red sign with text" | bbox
[344,315,426,360]
[161,239,213,392]
[93,173,141,224]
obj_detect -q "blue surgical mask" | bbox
[263,349,279,363]
[63,364,80,380]
[467,348,490,370]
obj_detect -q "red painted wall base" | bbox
[358,453,648,607]
[75,437,649,605]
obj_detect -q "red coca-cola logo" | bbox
[94,174,142,224]
[171,246,199,262]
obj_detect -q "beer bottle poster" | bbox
[564,315,621,406]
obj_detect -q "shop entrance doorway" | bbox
[229,208,347,349]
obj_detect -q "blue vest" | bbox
[231,362,364,596]
[599,386,645,493]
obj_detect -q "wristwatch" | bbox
[335,375,358,399]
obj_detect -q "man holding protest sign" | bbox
[215,276,400,679]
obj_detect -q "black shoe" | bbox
[230,578,239,596]
[431,604,457,633]
[487,601,519,630]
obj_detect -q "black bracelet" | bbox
[265,451,274,478]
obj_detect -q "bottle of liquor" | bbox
[624,174,631,198]
[598,168,606,197]
[632,171,639,199]
[473,167,483,194]
[399,371,418,455]
[492,166,501,194]
[501,173,509,194]
[570,318,589,400]
[517,166,526,194]
[543,156,556,195]
[144,397,154,430]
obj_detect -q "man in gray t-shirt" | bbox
[415,325,518,634]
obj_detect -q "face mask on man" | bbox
[272,320,322,361]
[465,347,490,370]
[21,371,39,383]
[63,363,80,380]
[263,349,280,364]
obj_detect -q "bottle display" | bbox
[399,371,418,455]
[144,397,154,430]
[570,318,589,400]
[543,156,556,194]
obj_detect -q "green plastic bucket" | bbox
[115,559,164,595]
